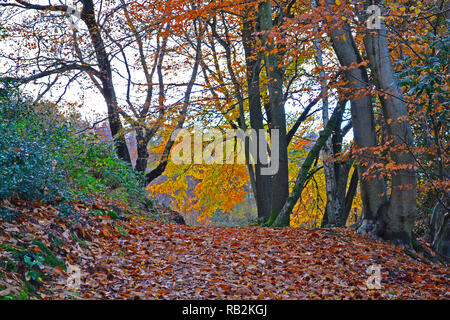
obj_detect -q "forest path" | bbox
[1,204,448,299]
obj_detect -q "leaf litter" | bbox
[0,200,448,300]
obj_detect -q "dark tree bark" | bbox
[81,0,130,164]
[360,0,417,245]
[242,13,272,222]
[343,167,359,224]
[325,0,388,234]
[429,191,450,261]
[259,0,290,226]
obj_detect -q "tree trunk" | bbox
[242,15,272,221]
[135,127,149,172]
[272,101,346,227]
[429,191,450,261]
[259,0,289,225]
[343,167,359,224]
[312,0,340,226]
[361,1,417,245]
[325,0,388,233]
[81,0,131,164]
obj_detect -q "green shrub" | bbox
[0,89,73,209]
[0,87,147,217]
[64,134,145,205]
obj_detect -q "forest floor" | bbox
[0,199,448,300]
